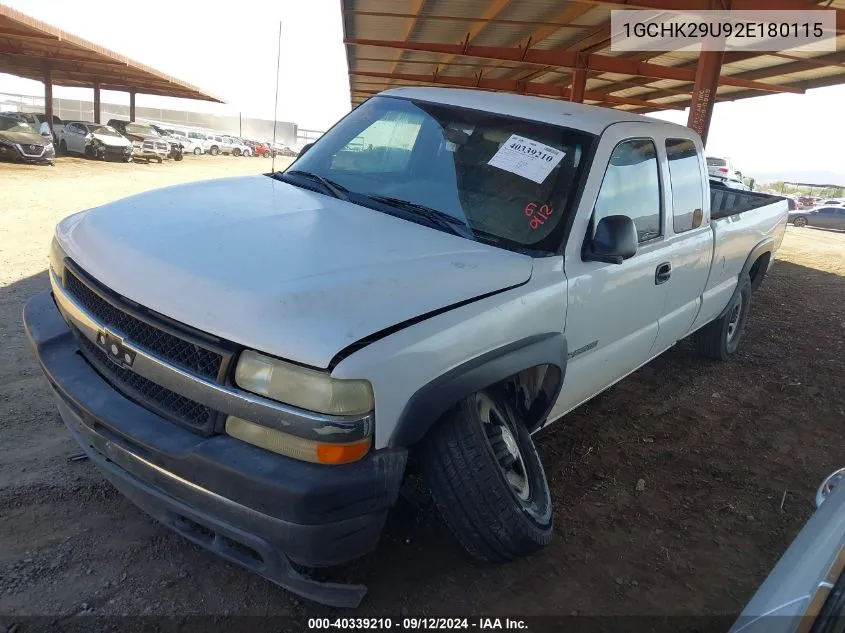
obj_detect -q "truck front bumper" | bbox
[23,290,406,607]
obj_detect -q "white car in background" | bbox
[707,156,741,181]
[164,128,208,155]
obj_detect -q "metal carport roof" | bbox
[341,0,845,142]
[0,3,223,103]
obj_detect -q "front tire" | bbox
[59,140,67,155]
[793,216,807,227]
[193,147,202,155]
[693,273,752,360]
[420,390,553,563]
[233,148,241,157]
[209,146,219,156]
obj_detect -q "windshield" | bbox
[286,96,593,254]
[707,157,727,167]
[0,118,37,134]
[89,125,121,137]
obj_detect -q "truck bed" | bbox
[710,182,786,220]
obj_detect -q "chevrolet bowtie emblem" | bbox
[96,329,136,369]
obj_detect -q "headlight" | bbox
[235,350,374,416]
[49,236,67,277]
[225,416,371,465]
[45,142,54,151]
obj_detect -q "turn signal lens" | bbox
[225,416,371,465]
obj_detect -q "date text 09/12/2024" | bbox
[307,618,529,630]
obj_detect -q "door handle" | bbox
[655,262,672,285]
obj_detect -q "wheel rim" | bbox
[727,293,743,342]
[795,217,806,226]
[477,394,531,501]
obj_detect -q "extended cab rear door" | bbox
[549,122,668,419]
[649,133,713,355]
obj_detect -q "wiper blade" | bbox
[280,170,349,201]
[365,195,474,238]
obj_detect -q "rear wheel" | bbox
[156,156,163,164]
[209,146,219,156]
[693,273,752,360]
[793,216,807,227]
[420,389,553,563]
[233,148,241,157]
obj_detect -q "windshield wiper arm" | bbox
[365,195,474,238]
[279,170,349,201]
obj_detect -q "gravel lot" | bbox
[1,157,842,621]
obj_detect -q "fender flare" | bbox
[718,237,773,318]
[389,333,568,448]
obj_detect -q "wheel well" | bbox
[748,252,771,291]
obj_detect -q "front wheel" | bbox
[793,216,807,227]
[209,146,219,156]
[156,156,163,164]
[693,273,752,360]
[420,389,553,562]
[233,148,241,157]
[174,153,183,161]
[193,147,202,155]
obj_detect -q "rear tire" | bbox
[156,156,163,164]
[209,146,219,156]
[233,148,241,157]
[693,273,752,360]
[420,389,553,563]
[793,216,807,227]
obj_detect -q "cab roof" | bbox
[379,87,698,137]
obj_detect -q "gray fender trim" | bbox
[718,237,774,319]
[389,333,568,448]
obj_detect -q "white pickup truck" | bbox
[25,87,787,607]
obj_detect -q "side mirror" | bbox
[584,215,638,264]
[299,142,313,156]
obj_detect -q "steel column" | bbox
[93,82,100,123]
[570,66,586,103]
[129,89,136,122]
[43,65,52,129]
[687,48,724,145]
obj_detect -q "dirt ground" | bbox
[0,156,842,622]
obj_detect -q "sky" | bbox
[1,0,843,180]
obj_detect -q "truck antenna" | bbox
[271,20,282,173]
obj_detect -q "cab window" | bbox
[665,138,704,233]
[594,139,662,243]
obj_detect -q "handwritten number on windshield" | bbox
[524,202,553,230]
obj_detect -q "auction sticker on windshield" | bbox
[487,134,565,184]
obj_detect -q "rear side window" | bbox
[666,138,704,233]
[594,138,662,243]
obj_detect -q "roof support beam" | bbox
[43,64,52,133]
[93,82,100,124]
[129,90,136,122]
[344,38,804,94]
[349,70,685,109]
[687,48,725,145]
[570,67,587,103]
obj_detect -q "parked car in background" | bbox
[730,467,845,633]
[59,122,133,162]
[816,199,844,207]
[6,112,66,145]
[0,114,55,165]
[710,175,751,191]
[707,156,741,181]
[165,128,207,155]
[271,142,297,157]
[204,134,232,156]
[789,206,845,229]
[107,119,168,163]
[229,137,252,157]
[148,125,185,161]
[252,141,271,157]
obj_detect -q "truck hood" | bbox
[93,133,131,147]
[58,175,533,368]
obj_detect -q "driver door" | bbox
[547,123,669,421]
